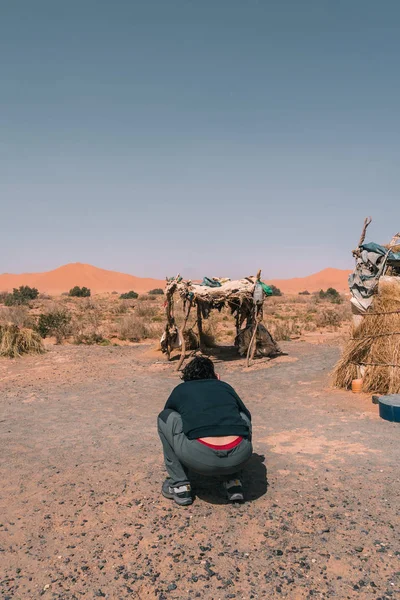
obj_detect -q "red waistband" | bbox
[197,436,243,450]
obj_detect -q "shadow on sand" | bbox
[189,453,268,505]
[170,345,286,366]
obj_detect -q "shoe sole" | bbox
[162,488,193,506]
[228,493,244,502]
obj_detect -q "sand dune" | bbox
[0,263,165,295]
[0,263,351,295]
[267,267,351,294]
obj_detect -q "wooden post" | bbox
[246,270,263,367]
[352,216,372,256]
[235,307,240,339]
[246,307,258,367]
[176,300,193,372]
[164,292,173,360]
[250,305,263,363]
[197,303,205,351]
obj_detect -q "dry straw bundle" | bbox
[333,280,400,394]
[0,324,45,358]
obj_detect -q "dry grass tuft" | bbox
[117,315,163,342]
[135,302,159,319]
[0,306,34,329]
[0,324,45,358]
[268,319,301,341]
[333,281,400,394]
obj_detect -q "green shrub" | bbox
[148,288,164,295]
[4,286,39,306]
[120,290,138,300]
[269,285,282,297]
[319,288,342,304]
[36,310,71,344]
[69,286,91,297]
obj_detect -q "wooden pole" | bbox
[197,303,205,351]
[246,306,258,367]
[164,292,173,360]
[352,216,372,257]
[246,270,263,367]
[176,300,193,371]
[251,305,263,363]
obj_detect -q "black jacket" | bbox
[164,379,251,440]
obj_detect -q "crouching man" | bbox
[157,356,252,506]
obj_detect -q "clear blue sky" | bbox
[1,0,399,279]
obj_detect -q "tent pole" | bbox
[197,304,205,351]
[176,300,193,371]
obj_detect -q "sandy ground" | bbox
[0,341,399,600]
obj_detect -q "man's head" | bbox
[181,356,218,382]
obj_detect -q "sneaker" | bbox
[162,479,193,506]
[224,479,244,502]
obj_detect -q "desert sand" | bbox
[1,341,399,599]
[0,263,351,295]
[0,263,165,295]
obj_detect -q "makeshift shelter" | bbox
[333,218,400,394]
[161,271,282,370]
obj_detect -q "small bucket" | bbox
[351,378,363,393]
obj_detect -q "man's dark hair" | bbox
[181,356,217,382]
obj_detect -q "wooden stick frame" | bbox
[163,270,266,371]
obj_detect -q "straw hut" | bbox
[333,218,400,394]
[161,271,282,370]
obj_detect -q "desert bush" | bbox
[316,308,343,328]
[269,318,301,341]
[319,288,342,304]
[269,285,282,297]
[72,305,104,335]
[111,300,131,315]
[0,306,33,328]
[148,288,164,295]
[81,297,99,310]
[116,314,164,342]
[117,315,150,341]
[69,286,91,297]
[4,286,39,306]
[0,324,45,358]
[299,290,310,295]
[70,303,104,343]
[74,332,110,345]
[120,290,138,300]
[135,302,159,318]
[36,309,71,344]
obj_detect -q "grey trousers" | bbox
[157,409,253,487]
